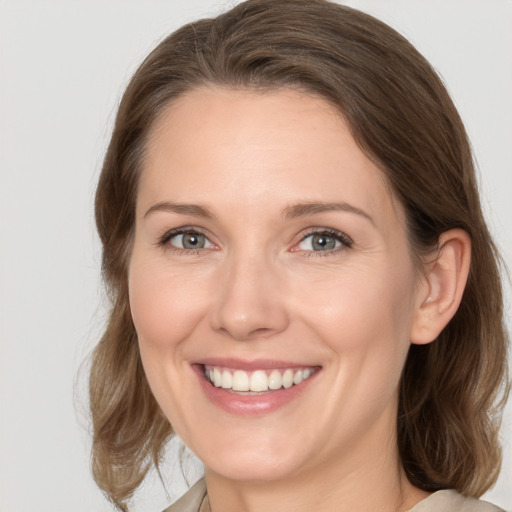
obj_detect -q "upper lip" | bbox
[194,357,319,371]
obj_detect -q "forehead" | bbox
[139,86,402,230]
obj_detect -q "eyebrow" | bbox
[144,200,374,225]
[283,202,375,225]
[144,201,214,219]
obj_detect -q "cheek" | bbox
[128,256,208,354]
[300,263,414,340]
[127,255,211,428]
[294,259,417,385]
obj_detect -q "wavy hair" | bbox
[90,1,509,509]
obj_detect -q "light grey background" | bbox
[1,1,510,510]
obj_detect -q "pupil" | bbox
[183,233,205,249]
[313,234,335,251]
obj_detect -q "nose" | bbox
[210,250,289,341]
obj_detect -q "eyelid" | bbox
[291,227,354,254]
[155,225,353,255]
[157,226,216,252]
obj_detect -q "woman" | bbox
[89,1,509,511]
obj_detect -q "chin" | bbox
[193,431,310,483]
[204,453,303,483]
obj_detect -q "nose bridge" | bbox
[211,244,288,340]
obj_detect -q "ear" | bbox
[410,229,471,345]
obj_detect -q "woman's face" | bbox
[129,87,425,483]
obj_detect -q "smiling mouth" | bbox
[204,365,317,393]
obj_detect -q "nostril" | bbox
[217,325,278,341]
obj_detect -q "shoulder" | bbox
[409,489,507,512]
[162,478,207,512]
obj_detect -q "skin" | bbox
[128,86,455,511]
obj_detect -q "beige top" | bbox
[162,478,507,512]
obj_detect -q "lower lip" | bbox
[194,366,319,417]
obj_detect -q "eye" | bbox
[161,229,214,251]
[296,229,352,253]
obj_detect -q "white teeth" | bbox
[268,369,283,390]
[249,370,269,392]
[221,370,232,389]
[232,370,250,391]
[205,365,316,392]
[282,369,294,389]
[213,368,222,387]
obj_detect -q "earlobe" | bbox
[410,229,471,345]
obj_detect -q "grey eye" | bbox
[298,233,342,251]
[171,232,211,250]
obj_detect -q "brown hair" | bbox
[90,0,509,509]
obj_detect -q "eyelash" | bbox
[157,227,213,256]
[157,227,353,256]
[295,228,354,257]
